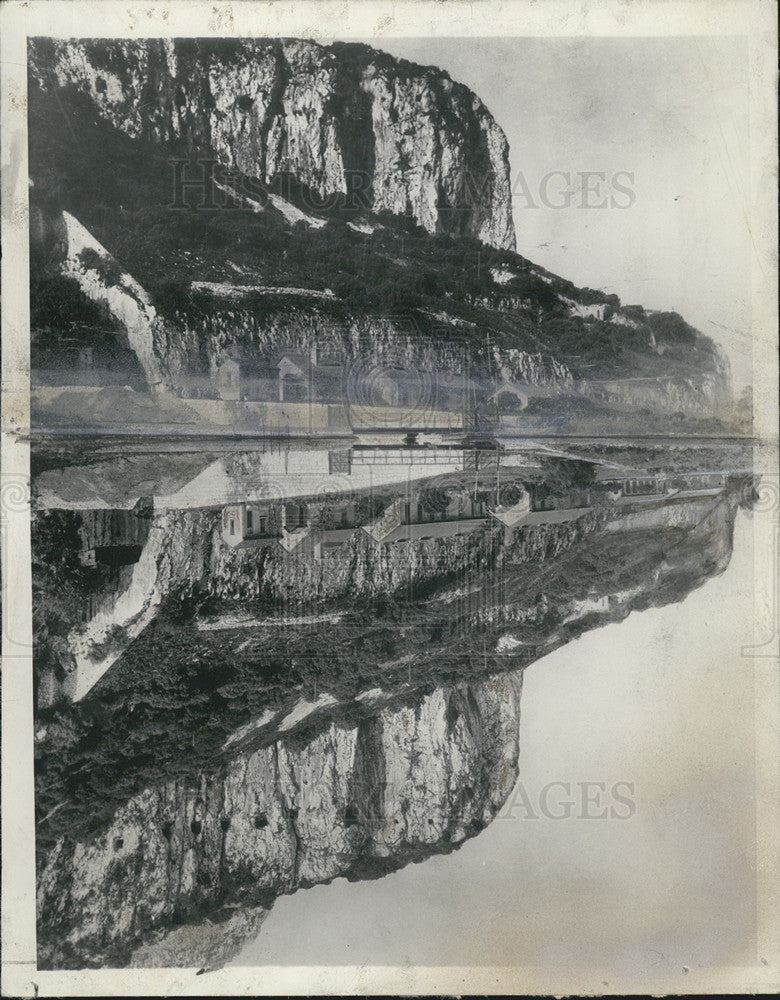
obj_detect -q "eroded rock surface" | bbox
[38,672,523,969]
[29,38,515,250]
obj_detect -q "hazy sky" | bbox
[236,510,756,974]
[355,36,753,390]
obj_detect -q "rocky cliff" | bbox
[28,37,515,250]
[33,478,755,969]
[37,671,523,969]
[28,35,733,423]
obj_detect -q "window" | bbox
[259,516,266,533]
[329,450,351,474]
[246,509,253,532]
[229,518,235,536]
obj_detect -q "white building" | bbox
[221,502,279,547]
[489,490,532,528]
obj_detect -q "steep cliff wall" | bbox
[78,510,151,550]
[58,212,167,389]
[208,510,599,607]
[28,38,733,420]
[28,37,515,250]
[37,509,211,706]
[37,671,523,969]
[575,371,729,416]
[34,485,752,969]
[159,305,571,390]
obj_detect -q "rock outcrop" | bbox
[28,38,735,425]
[33,478,756,969]
[37,671,523,969]
[28,37,516,250]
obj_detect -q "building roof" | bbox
[363,498,404,543]
[618,488,722,510]
[280,525,313,552]
[278,355,308,379]
[320,527,356,546]
[277,351,345,375]
[669,487,724,500]
[594,466,655,481]
[490,496,531,527]
[376,518,487,544]
[514,507,591,527]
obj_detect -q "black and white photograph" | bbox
[1,1,777,995]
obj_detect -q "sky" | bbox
[356,36,754,390]
[235,509,757,973]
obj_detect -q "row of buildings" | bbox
[218,468,730,558]
[70,469,729,633]
[219,483,593,558]
[73,468,730,570]
[200,345,469,413]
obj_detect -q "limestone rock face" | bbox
[28,38,516,250]
[37,670,523,969]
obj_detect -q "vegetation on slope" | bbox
[34,489,740,856]
[28,81,725,385]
